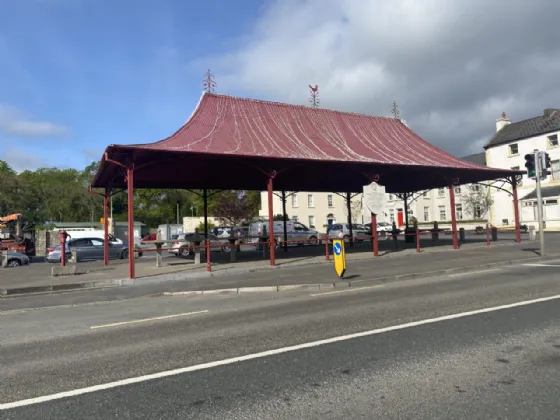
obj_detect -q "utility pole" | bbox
[534,149,545,256]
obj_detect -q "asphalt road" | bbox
[2,261,560,418]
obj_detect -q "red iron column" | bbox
[103,188,109,266]
[449,184,459,249]
[267,174,276,266]
[371,213,378,256]
[127,166,135,279]
[512,177,521,243]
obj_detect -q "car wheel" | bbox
[7,259,21,267]
[179,246,190,257]
[120,249,129,259]
[308,236,318,246]
[222,245,232,253]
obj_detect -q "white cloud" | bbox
[83,148,102,161]
[0,105,70,138]
[0,146,45,173]
[203,0,560,156]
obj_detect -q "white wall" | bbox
[259,191,362,230]
[485,129,560,229]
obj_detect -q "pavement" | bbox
[2,258,560,418]
[0,232,542,297]
[0,235,552,310]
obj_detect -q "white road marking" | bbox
[310,285,384,296]
[89,310,208,330]
[2,294,560,410]
[523,263,560,267]
[448,268,500,278]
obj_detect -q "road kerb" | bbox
[0,253,552,298]
[237,286,279,293]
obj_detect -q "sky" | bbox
[1,0,559,172]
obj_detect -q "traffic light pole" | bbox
[534,149,545,256]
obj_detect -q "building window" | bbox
[509,143,519,155]
[454,187,461,194]
[327,195,333,207]
[307,194,314,208]
[389,209,394,222]
[474,205,482,219]
[472,185,481,192]
[389,194,394,200]
[548,134,559,148]
[423,206,429,222]
[438,188,445,197]
[308,215,315,228]
[456,204,463,220]
[552,160,560,181]
[291,193,299,208]
[292,215,299,222]
[439,205,446,220]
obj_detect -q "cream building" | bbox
[258,191,363,231]
[484,109,560,230]
[259,153,486,231]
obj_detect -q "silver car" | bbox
[328,223,370,242]
[1,251,30,267]
[47,237,129,263]
[170,233,232,257]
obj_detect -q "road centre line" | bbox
[3,294,560,410]
[89,310,209,330]
[448,269,500,278]
[311,285,384,296]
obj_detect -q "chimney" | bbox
[496,112,511,132]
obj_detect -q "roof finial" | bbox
[392,101,400,119]
[501,112,507,119]
[309,85,320,109]
[203,69,216,93]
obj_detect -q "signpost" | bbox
[332,239,346,278]
[526,150,547,256]
[363,182,386,218]
[534,150,545,256]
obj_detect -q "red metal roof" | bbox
[131,92,484,170]
[92,92,521,192]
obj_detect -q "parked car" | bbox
[248,220,320,246]
[211,227,235,238]
[328,223,370,242]
[169,233,232,257]
[232,227,249,243]
[46,237,129,263]
[62,230,123,244]
[364,221,393,235]
[1,250,30,267]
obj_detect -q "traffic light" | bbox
[544,152,552,169]
[525,153,536,178]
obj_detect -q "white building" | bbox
[259,153,488,231]
[258,192,363,231]
[484,109,560,230]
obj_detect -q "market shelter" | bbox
[91,92,522,278]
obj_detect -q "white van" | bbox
[64,230,123,244]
